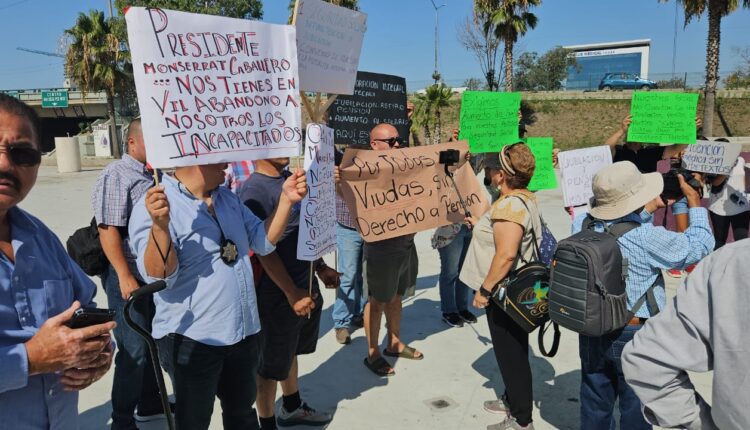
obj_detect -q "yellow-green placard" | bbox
[627,92,698,144]
[524,137,558,191]
[459,91,521,152]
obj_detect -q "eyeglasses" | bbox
[0,144,42,167]
[373,136,403,148]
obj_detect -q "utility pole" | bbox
[108,0,113,18]
[672,0,678,78]
[430,0,446,85]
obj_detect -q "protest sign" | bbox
[338,141,490,242]
[557,145,612,207]
[295,0,367,95]
[682,139,743,175]
[627,92,699,145]
[328,71,409,146]
[459,91,521,153]
[125,7,302,168]
[297,123,337,260]
[524,137,558,191]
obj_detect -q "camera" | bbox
[438,149,460,166]
[661,168,702,200]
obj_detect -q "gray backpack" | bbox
[548,217,659,337]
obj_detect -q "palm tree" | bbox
[478,0,540,92]
[660,0,750,136]
[287,0,359,24]
[413,84,453,145]
[64,10,127,158]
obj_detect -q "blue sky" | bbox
[1,0,748,91]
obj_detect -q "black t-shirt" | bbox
[613,145,666,173]
[240,172,318,292]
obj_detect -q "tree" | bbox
[413,84,453,146]
[63,10,127,158]
[457,9,503,91]
[478,0,540,92]
[725,47,750,89]
[659,0,750,136]
[514,46,576,91]
[462,78,484,90]
[287,0,358,23]
[114,0,263,19]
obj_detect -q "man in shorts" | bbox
[359,124,423,377]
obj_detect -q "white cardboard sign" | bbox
[682,140,743,175]
[125,7,302,168]
[297,123,337,261]
[558,146,613,207]
[295,0,367,95]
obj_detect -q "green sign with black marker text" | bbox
[524,137,558,191]
[459,91,521,152]
[627,92,698,144]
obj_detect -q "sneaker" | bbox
[459,310,478,324]
[351,314,365,328]
[134,402,175,422]
[666,269,683,278]
[335,327,351,345]
[483,395,510,415]
[442,313,464,328]
[277,402,332,427]
[487,416,535,430]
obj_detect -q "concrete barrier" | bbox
[54,137,81,173]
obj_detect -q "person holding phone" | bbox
[0,94,115,429]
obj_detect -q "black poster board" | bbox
[328,71,409,147]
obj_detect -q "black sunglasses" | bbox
[2,144,42,167]
[373,137,403,148]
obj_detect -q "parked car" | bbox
[598,73,658,91]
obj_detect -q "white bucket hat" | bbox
[589,161,664,220]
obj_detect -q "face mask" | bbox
[485,184,500,202]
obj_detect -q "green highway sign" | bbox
[42,90,69,108]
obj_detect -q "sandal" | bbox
[383,345,424,361]
[363,356,395,377]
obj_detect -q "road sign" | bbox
[42,90,68,108]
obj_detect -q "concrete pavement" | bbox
[20,166,713,430]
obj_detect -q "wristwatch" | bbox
[479,285,495,298]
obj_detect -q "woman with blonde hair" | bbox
[460,143,541,430]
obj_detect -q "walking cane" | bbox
[124,281,175,430]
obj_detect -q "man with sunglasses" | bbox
[91,118,168,428]
[360,124,422,377]
[0,94,115,429]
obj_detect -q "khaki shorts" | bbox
[363,237,418,303]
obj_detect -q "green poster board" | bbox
[459,91,521,152]
[524,137,558,191]
[627,92,698,144]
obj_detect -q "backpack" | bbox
[66,217,108,277]
[548,217,659,337]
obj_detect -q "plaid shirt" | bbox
[336,193,356,229]
[224,161,255,193]
[91,154,154,266]
[572,208,714,318]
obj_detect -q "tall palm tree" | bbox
[287,0,359,24]
[660,0,750,136]
[64,10,127,158]
[479,0,540,92]
[413,84,453,145]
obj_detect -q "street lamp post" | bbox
[430,0,446,84]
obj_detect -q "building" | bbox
[564,39,651,91]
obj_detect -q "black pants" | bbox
[486,303,533,426]
[710,211,750,249]
[157,333,261,430]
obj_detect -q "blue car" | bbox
[598,72,657,91]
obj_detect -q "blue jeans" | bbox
[579,325,651,430]
[102,265,163,429]
[332,223,366,329]
[437,225,472,314]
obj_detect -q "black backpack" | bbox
[548,217,659,337]
[66,217,108,277]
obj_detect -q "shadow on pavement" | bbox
[78,400,111,429]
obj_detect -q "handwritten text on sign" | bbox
[627,92,698,145]
[558,146,612,207]
[339,141,490,242]
[295,0,367,94]
[125,7,302,168]
[297,124,337,261]
[682,140,742,175]
[459,91,521,153]
[525,137,558,191]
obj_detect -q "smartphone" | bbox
[65,308,116,329]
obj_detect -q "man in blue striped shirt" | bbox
[571,161,714,430]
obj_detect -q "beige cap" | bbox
[589,161,664,220]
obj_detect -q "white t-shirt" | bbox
[708,157,749,217]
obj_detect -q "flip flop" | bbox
[383,345,424,361]
[363,356,395,377]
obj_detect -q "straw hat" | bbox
[589,161,663,220]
